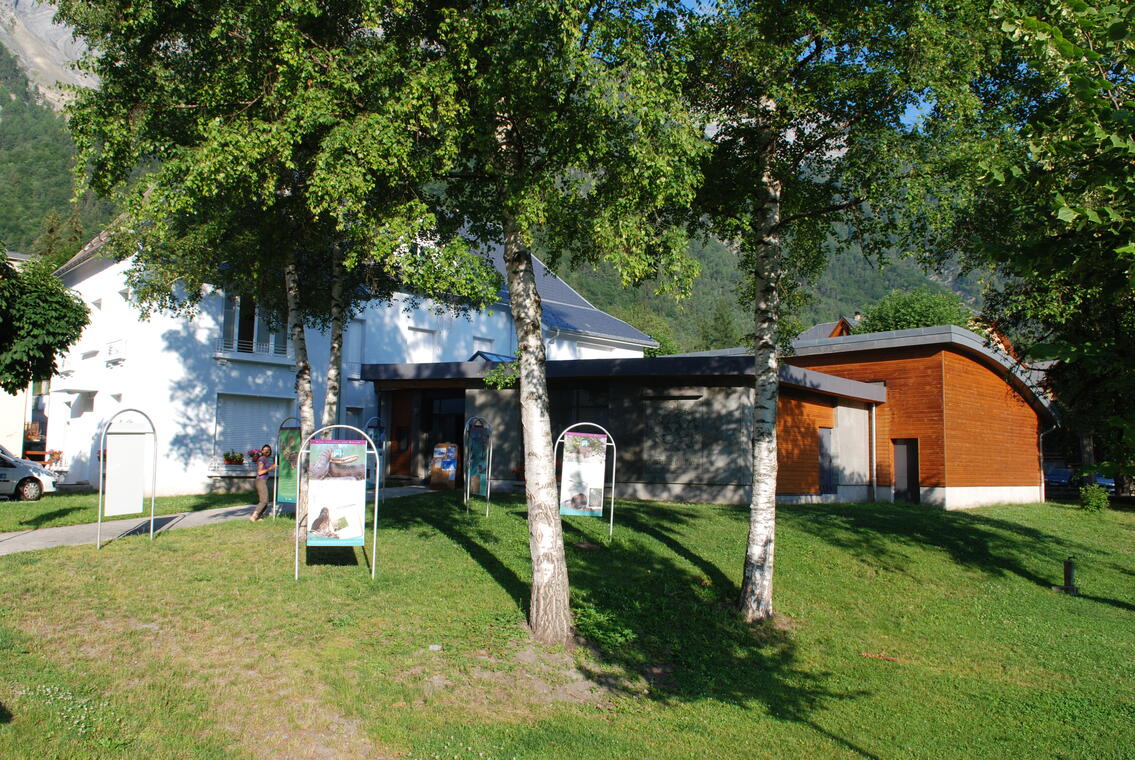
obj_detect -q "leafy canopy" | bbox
[58,0,501,322]
[854,287,975,334]
[971,0,1135,468]
[0,259,88,394]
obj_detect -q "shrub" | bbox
[1079,483,1110,512]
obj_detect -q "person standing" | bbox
[249,444,277,521]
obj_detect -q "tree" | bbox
[854,287,974,334]
[969,1,1135,477]
[58,0,501,456]
[0,258,88,394]
[428,1,703,644]
[691,0,1011,622]
[696,295,745,350]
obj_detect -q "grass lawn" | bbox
[0,493,1132,759]
[0,489,256,533]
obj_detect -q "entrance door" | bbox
[819,427,836,495]
[893,439,920,503]
[389,391,414,478]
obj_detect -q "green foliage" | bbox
[696,295,745,350]
[854,287,975,334]
[0,47,76,254]
[482,361,520,390]
[971,1,1135,471]
[0,258,88,393]
[0,44,115,261]
[58,0,502,325]
[1079,483,1110,512]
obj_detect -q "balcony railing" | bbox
[216,338,292,358]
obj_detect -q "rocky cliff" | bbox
[0,0,92,109]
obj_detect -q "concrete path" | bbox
[0,486,431,556]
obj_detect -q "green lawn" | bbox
[0,489,255,532]
[1,493,1132,759]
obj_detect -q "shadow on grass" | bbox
[382,492,865,728]
[19,507,86,529]
[780,502,1135,613]
[0,702,10,724]
[305,546,362,567]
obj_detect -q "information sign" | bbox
[276,426,300,503]
[559,432,607,517]
[104,433,145,516]
[305,439,366,547]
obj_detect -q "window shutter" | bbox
[214,395,295,459]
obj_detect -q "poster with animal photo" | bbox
[559,432,607,517]
[306,439,366,546]
[276,427,300,504]
[468,425,490,497]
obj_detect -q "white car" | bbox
[0,445,58,501]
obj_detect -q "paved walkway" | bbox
[0,486,430,556]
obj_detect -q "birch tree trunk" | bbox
[739,145,783,624]
[321,252,345,428]
[502,218,573,646]
[284,252,315,529]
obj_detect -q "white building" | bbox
[44,239,654,495]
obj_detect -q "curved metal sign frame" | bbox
[97,408,158,549]
[463,416,493,515]
[554,422,617,539]
[294,424,382,581]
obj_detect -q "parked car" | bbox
[1086,473,1116,494]
[1044,467,1116,495]
[0,445,58,501]
[1044,468,1074,490]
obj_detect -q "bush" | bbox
[1079,483,1110,512]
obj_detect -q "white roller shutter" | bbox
[214,394,295,460]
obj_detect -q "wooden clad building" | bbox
[363,325,1054,509]
[786,325,1053,509]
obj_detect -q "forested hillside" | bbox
[0,43,111,266]
[554,238,988,354]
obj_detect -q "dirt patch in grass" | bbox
[394,639,619,720]
[14,600,396,759]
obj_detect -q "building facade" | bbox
[41,242,654,495]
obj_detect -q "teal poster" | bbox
[468,425,489,497]
[277,427,300,503]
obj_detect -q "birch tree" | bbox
[428,1,703,644]
[692,0,1012,622]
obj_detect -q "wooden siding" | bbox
[776,389,835,494]
[786,347,945,488]
[941,350,1040,486]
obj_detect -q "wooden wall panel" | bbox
[786,347,946,488]
[776,389,835,494]
[941,350,1041,486]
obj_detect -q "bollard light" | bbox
[1055,556,1080,596]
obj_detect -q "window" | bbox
[344,319,366,378]
[214,394,295,463]
[473,336,495,354]
[221,295,287,355]
[407,326,439,362]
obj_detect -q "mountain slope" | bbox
[0,0,91,109]
[553,240,987,353]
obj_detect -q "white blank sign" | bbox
[105,434,145,516]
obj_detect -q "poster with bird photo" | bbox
[306,439,366,546]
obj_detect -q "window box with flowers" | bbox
[212,450,254,478]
